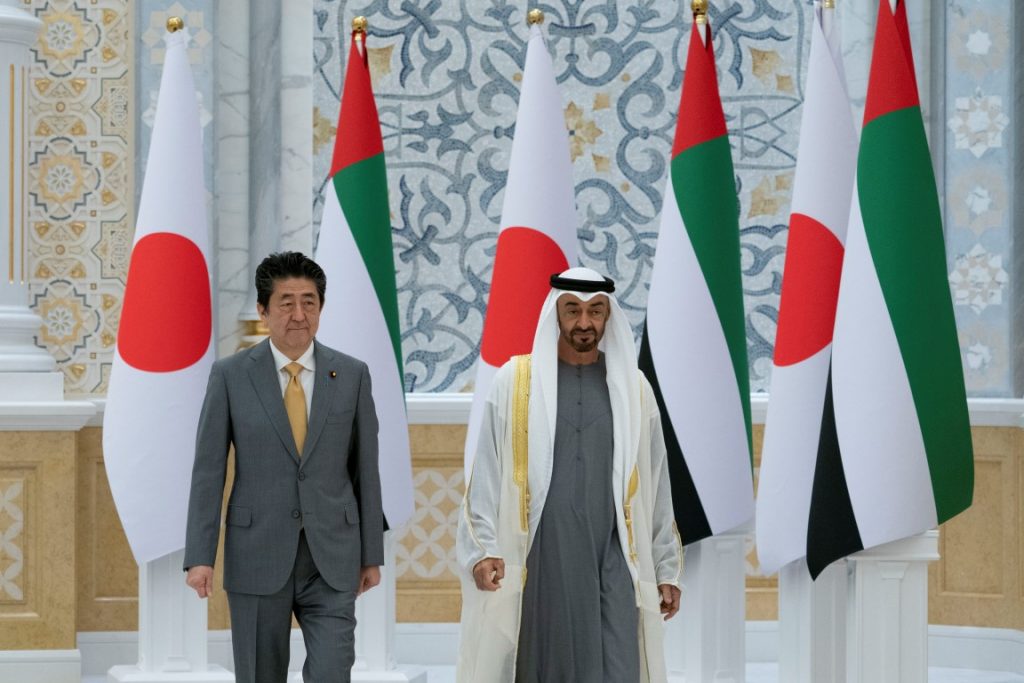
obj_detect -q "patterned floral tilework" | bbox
[313,0,815,393]
[27,0,133,396]
[943,0,1015,396]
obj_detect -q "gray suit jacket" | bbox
[183,338,385,595]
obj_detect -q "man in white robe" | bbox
[457,267,683,682]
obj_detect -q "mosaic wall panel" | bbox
[311,1,970,396]
[313,0,818,393]
[942,0,1016,396]
[26,0,132,396]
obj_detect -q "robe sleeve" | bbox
[644,376,684,587]
[456,366,509,574]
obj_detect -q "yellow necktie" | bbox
[284,362,307,454]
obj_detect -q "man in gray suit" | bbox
[184,251,384,683]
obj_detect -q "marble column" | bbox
[241,0,314,336]
[0,1,54,392]
[214,0,252,356]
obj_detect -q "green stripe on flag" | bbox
[858,106,973,522]
[333,153,404,384]
[671,135,753,457]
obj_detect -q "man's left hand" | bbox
[658,583,681,620]
[358,566,381,595]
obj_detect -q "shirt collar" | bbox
[269,339,316,374]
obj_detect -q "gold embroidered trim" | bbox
[624,464,640,564]
[512,354,532,533]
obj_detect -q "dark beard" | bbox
[565,329,597,352]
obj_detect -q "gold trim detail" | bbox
[624,464,640,565]
[20,66,25,284]
[512,354,532,533]
[8,64,15,284]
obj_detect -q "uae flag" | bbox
[755,4,857,576]
[806,0,973,579]
[104,28,213,564]
[639,17,754,545]
[463,20,577,472]
[316,27,414,528]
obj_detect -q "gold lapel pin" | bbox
[329,371,337,378]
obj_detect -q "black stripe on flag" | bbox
[806,365,863,579]
[638,323,713,544]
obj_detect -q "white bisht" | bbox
[463,22,578,477]
[755,3,857,576]
[103,28,213,563]
[456,268,682,683]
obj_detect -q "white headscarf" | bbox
[525,267,642,562]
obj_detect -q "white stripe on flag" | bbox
[647,173,754,535]
[317,186,415,528]
[832,183,935,548]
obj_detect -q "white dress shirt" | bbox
[268,340,315,417]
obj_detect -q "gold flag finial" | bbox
[166,16,184,33]
[352,16,368,33]
[692,0,708,24]
[527,8,544,26]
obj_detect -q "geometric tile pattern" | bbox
[0,480,24,601]
[393,467,463,580]
[943,0,1016,396]
[312,0,817,393]
[27,0,133,396]
[309,1,1016,396]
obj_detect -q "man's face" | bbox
[258,277,322,356]
[556,293,609,353]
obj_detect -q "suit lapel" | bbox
[301,341,340,465]
[247,340,301,464]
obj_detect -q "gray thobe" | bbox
[515,355,639,683]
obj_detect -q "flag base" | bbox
[847,530,939,683]
[109,551,233,683]
[108,664,234,683]
[778,558,848,683]
[350,532,426,683]
[666,528,749,682]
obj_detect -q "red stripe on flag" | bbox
[863,0,919,126]
[672,23,728,158]
[331,36,384,176]
[773,213,844,366]
[119,232,211,372]
[480,227,569,367]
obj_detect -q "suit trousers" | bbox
[227,530,358,683]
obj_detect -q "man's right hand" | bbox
[186,565,214,599]
[472,557,505,591]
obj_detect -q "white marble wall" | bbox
[243,0,314,325]
[278,0,313,256]
[214,0,251,356]
[838,0,933,128]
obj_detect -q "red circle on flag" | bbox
[119,232,211,372]
[480,227,570,367]
[773,213,844,367]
